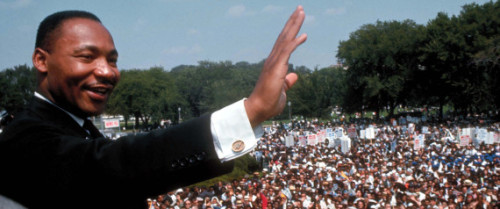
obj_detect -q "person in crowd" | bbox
[149,115,499,209]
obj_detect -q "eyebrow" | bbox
[73,45,119,57]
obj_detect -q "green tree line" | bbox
[337,1,500,118]
[1,1,499,127]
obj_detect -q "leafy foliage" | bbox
[337,20,424,117]
[0,64,36,114]
[337,0,500,118]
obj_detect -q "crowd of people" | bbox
[148,114,500,209]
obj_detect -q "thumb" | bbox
[284,73,298,91]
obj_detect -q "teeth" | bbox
[89,88,108,94]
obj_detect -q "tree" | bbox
[171,60,260,118]
[460,1,500,111]
[419,0,500,117]
[288,66,346,119]
[0,65,36,114]
[106,67,185,128]
[337,20,424,117]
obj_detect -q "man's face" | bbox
[37,18,120,117]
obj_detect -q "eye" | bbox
[78,54,94,61]
[108,57,118,65]
[108,58,117,63]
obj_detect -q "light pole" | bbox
[178,107,181,123]
[288,101,292,122]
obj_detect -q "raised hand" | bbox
[245,6,307,127]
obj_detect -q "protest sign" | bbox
[365,128,375,139]
[285,135,294,147]
[414,134,425,150]
[326,128,333,134]
[422,126,429,134]
[307,134,317,146]
[408,123,415,134]
[462,128,472,138]
[327,132,335,140]
[335,128,344,139]
[460,135,471,147]
[476,128,488,143]
[486,132,494,145]
[414,138,421,150]
[360,130,366,139]
[299,136,307,147]
[341,137,350,154]
[317,130,325,143]
[104,119,120,129]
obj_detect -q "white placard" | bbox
[477,129,488,143]
[318,131,325,143]
[365,128,375,139]
[335,128,344,139]
[462,128,472,138]
[486,132,494,145]
[422,126,429,134]
[341,137,351,154]
[408,123,415,134]
[460,135,471,147]
[414,134,425,150]
[286,135,294,147]
[299,136,307,146]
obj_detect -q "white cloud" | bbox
[262,5,283,13]
[0,0,32,9]
[325,7,346,15]
[226,4,255,17]
[227,5,246,17]
[163,44,202,55]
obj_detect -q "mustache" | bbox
[95,76,119,87]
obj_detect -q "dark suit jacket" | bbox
[0,97,234,209]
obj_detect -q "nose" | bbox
[94,58,119,85]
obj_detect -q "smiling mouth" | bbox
[84,84,114,97]
[88,87,109,95]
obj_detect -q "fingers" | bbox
[281,6,305,41]
[286,8,307,44]
[269,6,307,60]
[278,33,307,66]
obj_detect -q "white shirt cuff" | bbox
[211,98,263,162]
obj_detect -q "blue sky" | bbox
[0,0,492,71]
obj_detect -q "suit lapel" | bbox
[28,97,90,139]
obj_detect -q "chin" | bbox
[82,106,106,117]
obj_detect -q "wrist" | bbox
[244,98,265,128]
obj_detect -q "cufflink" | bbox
[232,140,245,153]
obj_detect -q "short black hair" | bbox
[35,10,101,51]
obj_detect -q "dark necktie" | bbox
[83,119,103,139]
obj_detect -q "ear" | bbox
[32,48,49,73]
